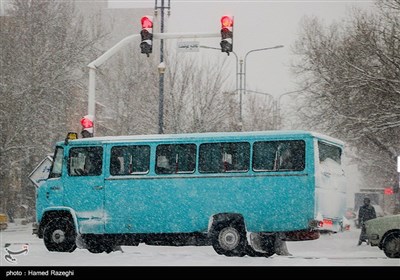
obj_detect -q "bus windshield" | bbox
[48,147,63,178]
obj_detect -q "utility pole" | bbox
[154,0,171,134]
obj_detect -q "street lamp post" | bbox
[199,45,284,130]
[243,45,284,99]
[276,90,303,129]
[241,45,284,130]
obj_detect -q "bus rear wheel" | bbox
[246,232,275,257]
[211,221,246,257]
[85,235,115,254]
[43,218,77,252]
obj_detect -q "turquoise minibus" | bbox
[34,130,346,257]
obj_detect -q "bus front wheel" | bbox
[211,221,246,257]
[43,218,77,252]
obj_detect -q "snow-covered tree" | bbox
[0,0,107,216]
[292,0,400,188]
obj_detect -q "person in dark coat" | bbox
[357,197,376,245]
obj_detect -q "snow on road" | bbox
[0,221,399,267]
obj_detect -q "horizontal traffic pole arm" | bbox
[88,34,140,69]
[153,32,220,39]
[88,32,220,69]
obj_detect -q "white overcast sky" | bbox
[108,0,375,98]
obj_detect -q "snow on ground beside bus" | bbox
[0,220,398,267]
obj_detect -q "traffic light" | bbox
[80,115,94,138]
[140,15,153,57]
[220,15,234,55]
[384,187,394,195]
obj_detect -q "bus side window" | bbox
[155,144,196,174]
[277,141,305,171]
[253,140,305,172]
[110,145,150,175]
[199,142,249,173]
[68,147,103,176]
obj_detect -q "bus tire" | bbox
[246,234,275,257]
[43,218,77,252]
[211,221,246,257]
[383,232,400,258]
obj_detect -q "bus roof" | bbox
[59,130,344,146]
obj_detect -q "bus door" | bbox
[104,144,152,233]
[63,146,105,234]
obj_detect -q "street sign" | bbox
[177,41,199,52]
[28,155,53,188]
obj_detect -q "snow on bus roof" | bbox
[61,130,344,146]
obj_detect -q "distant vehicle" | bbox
[34,130,346,257]
[0,213,8,230]
[365,214,400,258]
[354,204,385,229]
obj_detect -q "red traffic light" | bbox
[141,16,153,29]
[221,15,233,28]
[80,115,94,129]
[220,15,234,55]
[384,187,394,195]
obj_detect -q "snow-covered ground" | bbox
[0,220,398,267]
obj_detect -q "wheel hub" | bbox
[52,229,66,244]
[219,227,240,250]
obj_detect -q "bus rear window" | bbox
[318,141,341,164]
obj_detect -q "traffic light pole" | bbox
[155,0,170,134]
[87,34,141,124]
[86,32,219,135]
